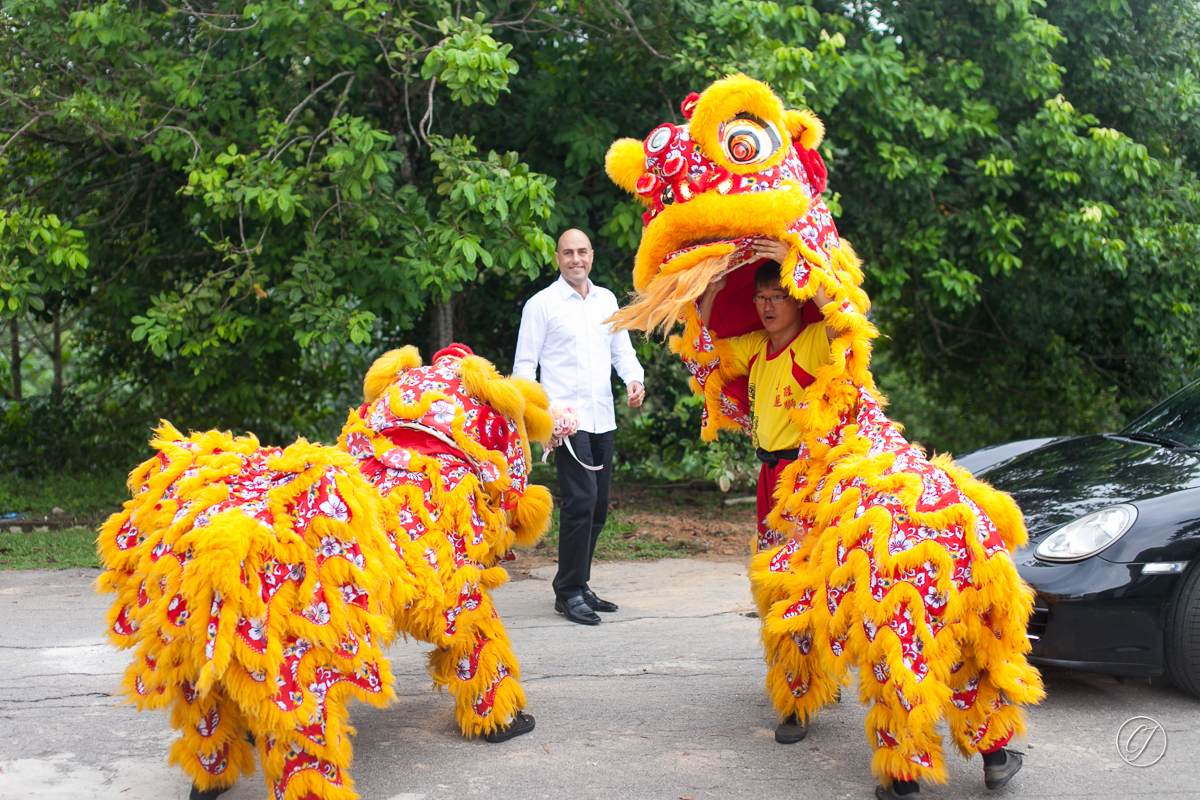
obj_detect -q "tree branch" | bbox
[284,71,355,127]
[0,111,53,160]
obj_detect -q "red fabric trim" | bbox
[802,299,823,326]
[790,352,816,388]
[709,260,766,340]
[756,458,794,536]
[384,427,464,461]
[723,374,751,409]
[980,733,1013,754]
[433,343,473,362]
[767,328,803,360]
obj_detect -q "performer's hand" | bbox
[813,285,849,343]
[752,237,790,262]
[627,381,645,408]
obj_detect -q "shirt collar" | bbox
[554,274,594,300]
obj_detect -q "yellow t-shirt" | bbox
[726,324,831,451]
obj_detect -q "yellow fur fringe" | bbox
[98,348,556,798]
[603,73,1045,786]
[98,427,405,798]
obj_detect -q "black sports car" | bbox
[956,380,1200,696]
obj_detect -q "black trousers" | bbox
[552,430,614,600]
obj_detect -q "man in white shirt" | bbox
[513,229,645,625]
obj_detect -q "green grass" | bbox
[0,527,100,570]
[531,509,706,561]
[0,471,708,569]
[0,470,128,517]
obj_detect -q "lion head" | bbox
[604,73,869,339]
[347,344,553,547]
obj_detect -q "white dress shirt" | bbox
[513,275,645,434]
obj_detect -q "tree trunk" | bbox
[371,72,417,186]
[10,317,21,402]
[52,310,63,396]
[373,73,447,355]
[429,298,454,355]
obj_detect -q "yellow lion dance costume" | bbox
[98,344,553,800]
[604,75,1044,796]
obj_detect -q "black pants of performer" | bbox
[552,430,614,600]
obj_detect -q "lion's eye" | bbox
[729,132,758,162]
[719,117,781,166]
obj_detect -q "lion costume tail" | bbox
[98,423,409,800]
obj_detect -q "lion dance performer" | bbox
[98,344,553,800]
[603,74,1044,798]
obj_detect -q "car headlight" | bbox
[1034,504,1138,562]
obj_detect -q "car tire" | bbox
[1164,560,1200,697]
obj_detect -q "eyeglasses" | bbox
[752,294,791,306]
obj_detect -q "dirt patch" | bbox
[609,479,759,558]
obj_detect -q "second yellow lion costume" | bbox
[605,74,1044,791]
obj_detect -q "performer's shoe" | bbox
[983,748,1024,789]
[555,595,601,625]
[774,713,809,744]
[483,710,536,743]
[189,785,230,800]
[875,780,920,798]
[582,588,618,613]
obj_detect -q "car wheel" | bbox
[1165,561,1200,697]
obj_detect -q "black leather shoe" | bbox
[555,595,601,625]
[983,749,1024,789]
[484,710,536,743]
[775,713,809,744]
[190,785,230,800]
[582,588,618,613]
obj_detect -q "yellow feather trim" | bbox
[605,137,650,202]
[783,108,825,150]
[690,73,790,175]
[630,184,810,293]
[364,346,422,403]
[510,484,552,548]
[611,251,734,338]
[510,376,553,445]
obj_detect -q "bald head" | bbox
[556,228,594,295]
[557,229,591,251]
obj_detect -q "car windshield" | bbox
[1122,380,1200,448]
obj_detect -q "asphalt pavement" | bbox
[2,559,1198,800]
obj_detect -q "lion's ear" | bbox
[784,108,825,151]
[363,347,422,403]
[606,138,651,205]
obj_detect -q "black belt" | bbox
[756,447,799,467]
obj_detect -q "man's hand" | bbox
[812,285,849,343]
[627,381,645,408]
[752,237,790,263]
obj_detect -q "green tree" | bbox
[4,0,1199,475]
[1,0,556,451]
[472,0,1200,456]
